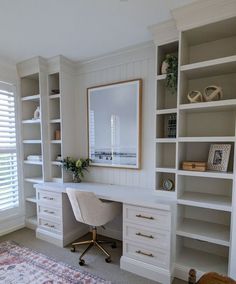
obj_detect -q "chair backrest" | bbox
[66,188,105,225]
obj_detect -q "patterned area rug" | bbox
[0,241,111,284]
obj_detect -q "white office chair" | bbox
[66,188,121,265]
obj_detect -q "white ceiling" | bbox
[0,0,197,63]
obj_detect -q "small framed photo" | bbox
[208,144,231,172]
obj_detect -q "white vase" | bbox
[161,60,169,74]
[34,106,40,120]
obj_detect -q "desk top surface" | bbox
[35,182,175,211]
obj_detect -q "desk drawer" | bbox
[37,190,61,206]
[123,204,171,230]
[38,217,62,233]
[38,204,62,220]
[123,241,169,268]
[124,222,170,250]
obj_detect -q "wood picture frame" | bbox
[207,144,231,172]
[87,79,142,169]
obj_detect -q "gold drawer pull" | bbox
[136,232,154,239]
[43,196,54,201]
[44,223,55,228]
[136,250,154,257]
[44,209,55,214]
[136,214,154,220]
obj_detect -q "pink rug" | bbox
[0,241,111,284]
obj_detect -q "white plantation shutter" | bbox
[0,81,19,212]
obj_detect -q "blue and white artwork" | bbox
[88,80,141,169]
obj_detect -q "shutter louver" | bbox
[0,82,19,212]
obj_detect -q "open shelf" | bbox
[156,143,176,168]
[25,215,37,230]
[24,160,43,165]
[177,218,230,246]
[23,140,42,144]
[49,94,61,99]
[50,140,61,144]
[26,196,37,203]
[175,246,228,278]
[180,55,236,79]
[22,119,40,124]
[50,119,61,123]
[178,192,232,212]
[21,94,40,101]
[178,170,233,179]
[24,177,43,183]
[178,137,235,143]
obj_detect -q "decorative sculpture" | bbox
[187,90,203,103]
[203,85,223,102]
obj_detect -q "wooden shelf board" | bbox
[156,167,176,173]
[50,119,61,123]
[180,55,236,79]
[51,161,62,166]
[175,247,228,277]
[24,160,42,165]
[50,140,61,144]
[179,99,236,113]
[23,140,42,144]
[49,94,61,99]
[156,138,177,143]
[24,177,43,183]
[21,94,40,101]
[178,192,232,212]
[156,74,167,81]
[156,108,177,115]
[177,218,230,246]
[178,136,235,143]
[26,196,37,203]
[22,119,41,124]
[178,170,233,180]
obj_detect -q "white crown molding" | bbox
[171,0,236,31]
[148,19,178,45]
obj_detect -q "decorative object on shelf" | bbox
[55,130,61,140]
[56,155,62,161]
[27,155,42,161]
[182,161,207,172]
[167,113,176,138]
[207,144,231,172]
[51,89,60,94]
[61,157,90,182]
[203,85,223,102]
[161,54,178,94]
[162,179,174,191]
[33,106,40,120]
[188,269,196,284]
[187,90,203,103]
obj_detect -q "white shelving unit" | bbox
[17,56,77,230]
[152,15,236,281]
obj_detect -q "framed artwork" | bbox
[87,79,142,169]
[207,144,231,172]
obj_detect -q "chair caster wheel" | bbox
[79,259,85,266]
[105,257,111,263]
[71,247,76,252]
[111,243,116,249]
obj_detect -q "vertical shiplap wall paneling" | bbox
[76,43,155,190]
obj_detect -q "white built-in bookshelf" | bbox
[153,16,236,281]
[17,56,77,230]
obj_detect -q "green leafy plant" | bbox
[61,157,90,182]
[164,54,178,94]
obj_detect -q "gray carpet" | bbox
[0,228,186,284]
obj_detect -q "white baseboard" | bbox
[120,256,172,284]
[0,216,25,237]
[97,227,122,241]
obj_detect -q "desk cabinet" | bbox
[121,204,172,284]
[36,188,89,247]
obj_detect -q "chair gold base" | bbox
[71,227,116,265]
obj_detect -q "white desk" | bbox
[34,182,175,284]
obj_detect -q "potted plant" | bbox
[61,157,90,182]
[161,54,178,94]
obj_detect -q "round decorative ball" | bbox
[187,90,203,103]
[162,179,174,191]
[203,85,223,102]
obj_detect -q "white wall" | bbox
[0,58,25,236]
[75,43,155,190]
